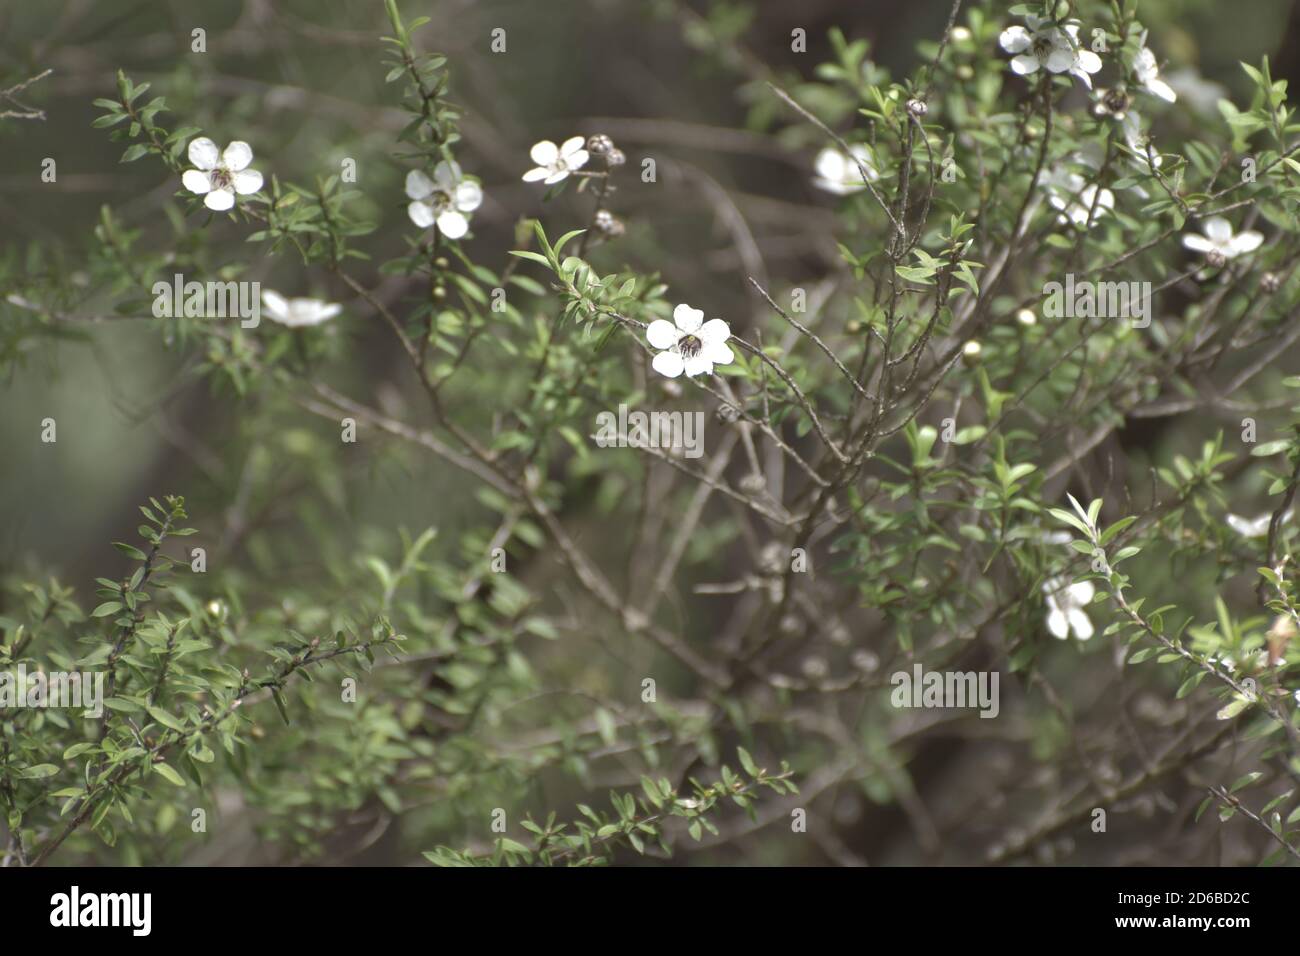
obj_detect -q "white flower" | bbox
[1225,509,1291,538]
[1133,35,1176,103]
[522,137,589,185]
[646,304,734,378]
[406,162,482,239]
[1043,576,1095,640]
[1182,217,1263,260]
[1046,171,1114,228]
[813,145,878,195]
[182,137,263,211]
[999,16,1102,89]
[261,290,341,328]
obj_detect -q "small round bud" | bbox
[434,256,449,269]
[605,148,626,167]
[739,473,767,496]
[950,26,971,42]
[586,134,615,156]
[593,209,625,238]
[432,286,447,300]
[906,98,928,118]
[1205,249,1227,269]
[1016,308,1037,327]
[961,340,982,365]
[1261,271,1282,294]
[715,403,741,424]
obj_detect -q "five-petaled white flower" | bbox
[406,162,483,239]
[646,304,734,379]
[1182,217,1263,260]
[999,16,1102,89]
[1046,171,1114,228]
[261,290,341,328]
[522,137,589,185]
[812,145,878,195]
[1043,576,1095,641]
[183,137,263,211]
[1133,35,1176,103]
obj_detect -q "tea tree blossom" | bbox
[1046,172,1114,228]
[1133,36,1176,103]
[182,137,263,211]
[999,17,1102,89]
[1182,217,1263,261]
[406,162,482,238]
[813,145,878,195]
[1043,577,1095,640]
[1225,510,1291,538]
[646,304,734,378]
[261,290,342,328]
[522,137,589,185]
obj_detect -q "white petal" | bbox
[999,25,1031,54]
[260,290,288,321]
[204,188,235,211]
[529,140,558,166]
[1068,608,1094,641]
[1182,234,1215,254]
[1011,54,1041,76]
[814,148,845,183]
[652,350,684,378]
[705,340,734,366]
[187,136,219,171]
[1204,217,1233,243]
[436,209,469,239]
[646,319,681,350]
[182,169,212,194]
[314,303,342,321]
[434,160,461,188]
[1044,48,1076,74]
[1069,580,1095,604]
[699,317,730,344]
[1230,231,1263,255]
[682,353,713,377]
[405,169,435,200]
[1074,50,1102,75]
[543,169,570,185]
[233,168,262,195]
[408,200,435,228]
[455,180,483,212]
[565,149,589,171]
[1046,608,1070,639]
[221,141,253,172]
[673,303,704,334]
[560,136,586,158]
[1147,78,1176,103]
[522,166,551,183]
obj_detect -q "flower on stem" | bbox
[1182,217,1263,261]
[261,290,341,328]
[1045,171,1114,228]
[646,304,733,378]
[182,137,263,211]
[1133,35,1176,103]
[406,162,482,239]
[1042,576,1095,640]
[999,16,1102,89]
[522,137,589,184]
[812,145,878,195]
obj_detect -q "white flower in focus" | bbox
[1043,576,1095,640]
[522,137,589,185]
[646,304,734,378]
[1047,172,1114,228]
[406,162,482,239]
[183,137,263,211]
[813,145,878,195]
[1133,36,1176,103]
[261,290,342,328]
[999,16,1102,89]
[1182,217,1263,260]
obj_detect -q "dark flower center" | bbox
[677,334,703,359]
[210,167,233,191]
